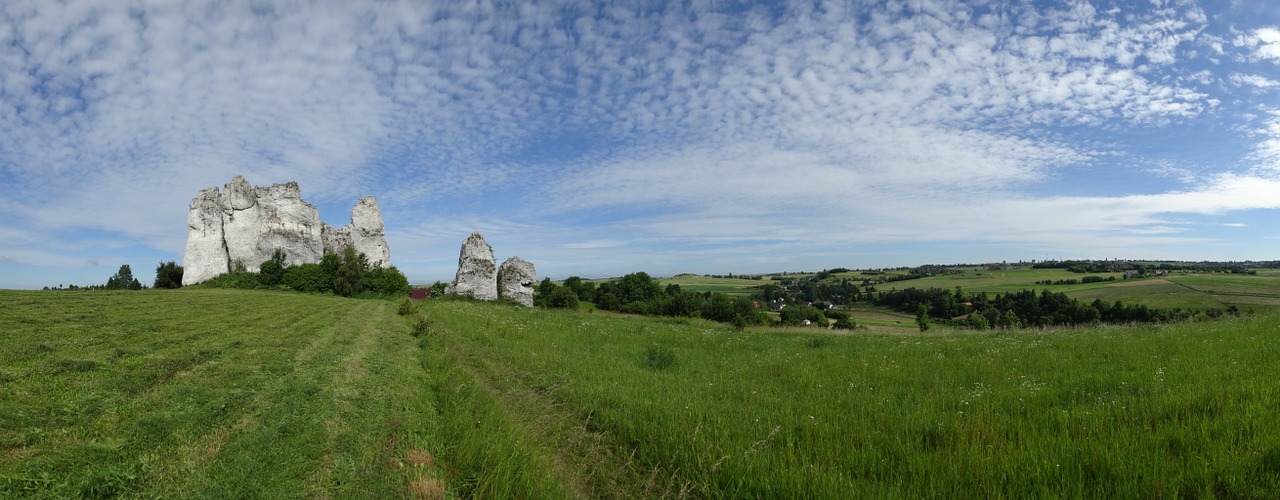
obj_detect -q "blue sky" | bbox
[2,0,1280,289]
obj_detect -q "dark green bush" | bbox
[398,298,417,316]
[202,271,262,289]
[412,315,432,337]
[779,305,828,326]
[283,263,332,293]
[545,287,579,309]
[258,249,287,287]
[642,345,676,370]
[363,266,411,297]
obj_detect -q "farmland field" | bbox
[828,266,1280,314]
[4,289,1280,497]
[656,274,766,296]
[1167,272,1280,312]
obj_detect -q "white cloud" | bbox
[1230,73,1280,89]
[1,0,1278,285]
[1249,27,1280,61]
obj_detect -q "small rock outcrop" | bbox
[445,232,498,300]
[181,176,391,285]
[498,257,536,307]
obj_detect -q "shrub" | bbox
[283,263,332,293]
[398,298,417,316]
[202,271,262,289]
[779,305,827,326]
[412,315,433,337]
[620,300,654,316]
[363,266,411,297]
[258,248,287,287]
[545,287,579,309]
[429,281,447,296]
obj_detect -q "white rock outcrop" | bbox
[321,196,391,268]
[445,232,498,300]
[498,257,536,307]
[181,176,391,285]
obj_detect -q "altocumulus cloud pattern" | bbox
[2,1,1280,288]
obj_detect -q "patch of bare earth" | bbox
[408,477,446,500]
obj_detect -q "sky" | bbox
[2,0,1280,289]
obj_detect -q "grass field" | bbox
[1167,272,1280,312]
[5,289,1280,497]
[0,290,562,498]
[660,266,1280,315]
[425,301,1280,497]
[920,269,1280,313]
[656,274,766,296]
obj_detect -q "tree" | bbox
[617,272,661,304]
[563,276,595,302]
[916,303,930,332]
[833,317,857,330]
[333,246,368,297]
[363,266,411,296]
[546,286,580,309]
[780,305,827,326]
[154,261,184,289]
[258,248,288,287]
[106,264,140,290]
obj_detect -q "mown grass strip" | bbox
[0,289,448,499]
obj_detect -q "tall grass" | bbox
[423,300,1280,497]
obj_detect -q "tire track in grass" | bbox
[190,300,371,497]
[305,301,385,498]
[140,297,366,494]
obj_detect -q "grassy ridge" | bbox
[425,300,1280,497]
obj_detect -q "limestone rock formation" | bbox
[445,232,498,300]
[498,257,536,307]
[181,176,391,286]
[321,196,391,268]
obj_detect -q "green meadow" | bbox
[4,288,1280,497]
[656,274,767,297]
[885,268,1280,314]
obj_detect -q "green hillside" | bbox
[4,289,1280,497]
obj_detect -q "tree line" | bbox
[43,247,407,298]
[874,286,1238,329]
[46,262,182,291]
[533,272,860,330]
